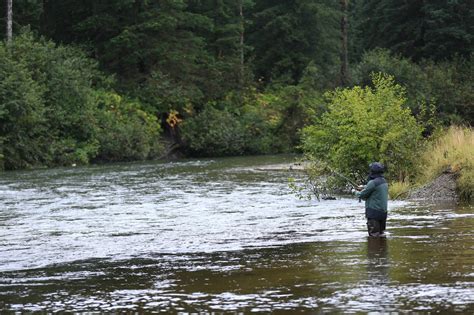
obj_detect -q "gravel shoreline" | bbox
[408,172,459,202]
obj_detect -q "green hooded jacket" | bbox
[356,176,388,220]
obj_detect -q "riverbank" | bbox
[407,171,459,201]
[391,126,473,203]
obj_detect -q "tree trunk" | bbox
[40,0,48,36]
[6,0,13,43]
[239,0,244,86]
[340,0,349,86]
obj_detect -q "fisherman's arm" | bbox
[354,181,376,200]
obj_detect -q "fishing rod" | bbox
[328,169,363,203]
[329,169,359,188]
[307,159,359,187]
[301,158,363,202]
[314,161,363,202]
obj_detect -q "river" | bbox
[0,155,473,313]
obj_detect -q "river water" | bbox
[0,155,473,313]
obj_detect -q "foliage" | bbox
[0,39,46,169]
[0,31,104,169]
[241,63,327,155]
[180,104,246,157]
[1,0,473,171]
[301,74,423,182]
[248,0,340,85]
[354,49,473,126]
[352,0,473,61]
[354,49,438,133]
[420,56,474,125]
[180,75,326,158]
[353,49,429,110]
[137,70,204,114]
[94,91,164,162]
[0,31,163,170]
[239,92,284,154]
[418,126,474,202]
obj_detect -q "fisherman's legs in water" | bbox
[367,219,386,237]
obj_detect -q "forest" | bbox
[0,0,473,185]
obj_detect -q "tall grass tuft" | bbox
[389,181,411,200]
[419,126,473,202]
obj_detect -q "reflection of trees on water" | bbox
[367,237,389,284]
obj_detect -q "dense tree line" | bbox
[0,0,473,170]
[351,0,473,61]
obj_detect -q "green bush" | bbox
[180,86,319,157]
[0,31,106,169]
[1,31,164,170]
[354,49,474,126]
[301,73,423,182]
[239,64,327,155]
[179,69,328,157]
[353,49,430,114]
[0,45,47,169]
[240,92,289,154]
[94,91,164,162]
[180,105,247,157]
[421,56,474,125]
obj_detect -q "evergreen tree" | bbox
[422,0,474,60]
[353,0,473,61]
[248,0,340,86]
[340,0,350,85]
[38,1,214,112]
[187,0,254,100]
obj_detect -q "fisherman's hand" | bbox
[357,185,364,191]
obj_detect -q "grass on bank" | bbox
[389,181,412,200]
[390,126,474,202]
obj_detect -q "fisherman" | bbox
[352,162,389,237]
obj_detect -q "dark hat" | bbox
[369,162,385,174]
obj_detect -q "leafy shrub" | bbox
[421,57,474,125]
[354,49,474,126]
[240,92,289,154]
[0,46,47,169]
[0,31,106,169]
[180,105,247,157]
[239,65,327,155]
[180,84,322,157]
[94,92,164,162]
[301,73,423,182]
[1,31,163,170]
[354,49,429,111]
[252,63,329,153]
[137,70,204,113]
[178,61,329,158]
